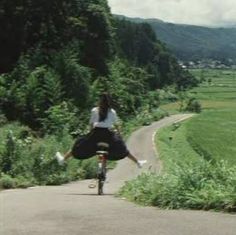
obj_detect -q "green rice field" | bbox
[158,69,236,165]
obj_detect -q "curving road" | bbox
[0,114,235,235]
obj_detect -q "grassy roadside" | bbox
[119,69,236,212]
[119,159,236,212]
[119,115,236,212]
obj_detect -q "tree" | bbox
[79,0,114,75]
[52,47,91,108]
[0,0,114,75]
[0,0,28,73]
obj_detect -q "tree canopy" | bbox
[0,0,197,130]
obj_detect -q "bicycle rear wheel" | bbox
[98,179,104,195]
[98,163,106,195]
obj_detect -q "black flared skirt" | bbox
[71,128,129,161]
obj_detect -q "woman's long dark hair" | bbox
[98,93,112,122]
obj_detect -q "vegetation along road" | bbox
[1,114,235,235]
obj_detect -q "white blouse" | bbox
[89,107,118,128]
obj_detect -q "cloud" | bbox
[108,0,236,26]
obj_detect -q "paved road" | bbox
[0,114,235,235]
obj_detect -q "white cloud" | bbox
[108,0,236,26]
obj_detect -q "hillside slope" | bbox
[116,15,236,62]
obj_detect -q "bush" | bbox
[0,174,17,189]
[0,114,7,126]
[185,98,202,113]
[137,107,168,126]
[17,177,35,188]
[122,108,168,138]
[41,101,79,135]
[119,159,236,212]
[0,122,99,187]
[0,123,34,176]
[79,158,98,179]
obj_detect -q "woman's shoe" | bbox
[137,160,147,168]
[55,152,65,165]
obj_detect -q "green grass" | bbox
[119,111,236,212]
[185,110,236,164]
[160,69,236,165]
[187,69,236,164]
[119,69,236,212]
[190,69,236,100]
[161,69,236,112]
[157,109,236,165]
[156,120,200,167]
[119,160,236,212]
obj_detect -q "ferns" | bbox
[42,68,64,106]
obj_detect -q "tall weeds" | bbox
[119,159,236,212]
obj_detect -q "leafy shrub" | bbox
[145,91,161,109]
[0,123,98,187]
[122,108,168,138]
[136,107,168,126]
[79,158,98,179]
[41,101,78,135]
[0,114,7,126]
[185,98,202,113]
[0,174,17,189]
[15,176,35,188]
[119,159,236,212]
[158,88,178,102]
[0,123,33,176]
[0,174,34,189]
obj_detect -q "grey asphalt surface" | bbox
[0,114,235,235]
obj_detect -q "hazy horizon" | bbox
[108,0,236,27]
[114,14,236,29]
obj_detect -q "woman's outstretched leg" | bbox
[127,153,147,168]
[55,150,72,165]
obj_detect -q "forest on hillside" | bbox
[118,15,236,64]
[0,0,198,130]
[0,0,198,187]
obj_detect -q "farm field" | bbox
[158,69,236,165]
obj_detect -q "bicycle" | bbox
[96,142,109,195]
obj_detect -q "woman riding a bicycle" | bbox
[56,92,145,168]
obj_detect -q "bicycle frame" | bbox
[97,152,107,195]
[96,142,109,195]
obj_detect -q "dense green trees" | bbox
[127,16,236,63]
[0,0,113,74]
[0,0,27,73]
[114,19,157,66]
[114,19,197,89]
[0,0,197,131]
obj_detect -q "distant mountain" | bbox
[115,15,236,62]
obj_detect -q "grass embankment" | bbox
[119,69,236,212]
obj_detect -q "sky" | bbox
[108,0,236,27]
